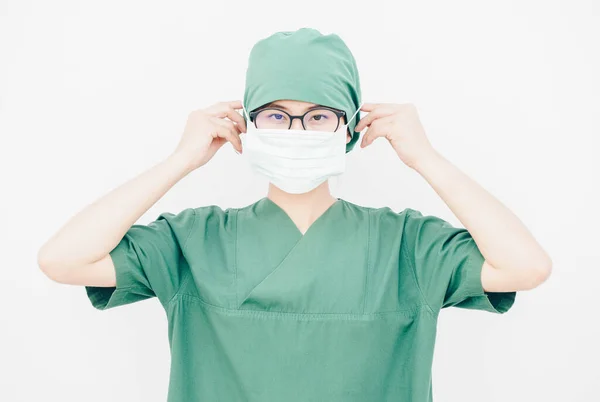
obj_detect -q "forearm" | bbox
[38,152,193,273]
[413,149,552,273]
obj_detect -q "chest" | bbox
[180,205,423,315]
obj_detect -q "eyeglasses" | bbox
[249,106,346,132]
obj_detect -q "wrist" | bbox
[166,152,196,177]
[412,148,444,175]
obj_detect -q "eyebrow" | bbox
[266,102,319,111]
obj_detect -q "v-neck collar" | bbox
[260,197,343,237]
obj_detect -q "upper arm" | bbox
[62,253,117,287]
[480,258,549,293]
[84,208,197,310]
[402,208,516,314]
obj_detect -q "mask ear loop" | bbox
[234,104,252,155]
[241,103,251,124]
[346,102,364,126]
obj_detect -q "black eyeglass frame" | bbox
[248,106,347,131]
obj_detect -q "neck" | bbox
[267,182,338,234]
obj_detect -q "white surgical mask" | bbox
[240,103,363,194]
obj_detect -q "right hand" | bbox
[173,100,247,171]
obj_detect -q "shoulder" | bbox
[189,204,242,233]
[340,199,417,226]
[188,200,268,234]
[146,207,196,236]
[147,205,237,243]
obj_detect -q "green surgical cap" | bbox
[243,28,362,153]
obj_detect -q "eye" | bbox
[306,109,336,124]
[310,114,329,121]
[267,113,285,120]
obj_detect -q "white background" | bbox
[1,0,598,401]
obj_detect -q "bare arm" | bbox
[413,149,552,292]
[37,101,247,286]
[356,102,552,293]
[37,153,193,285]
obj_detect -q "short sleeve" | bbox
[85,208,196,310]
[401,208,516,314]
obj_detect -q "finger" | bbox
[213,117,242,141]
[214,100,243,110]
[360,118,392,148]
[206,100,243,116]
[355,108,395,132]
[362,130,383,148]
[212,117,243,153]
[216,108,247,133]
[225,100,243,110]
[360,103,379,112]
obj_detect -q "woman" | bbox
[38,28,551,401]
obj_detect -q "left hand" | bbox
[355,102,436,170]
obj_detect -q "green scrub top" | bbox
[85,197,516,401]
